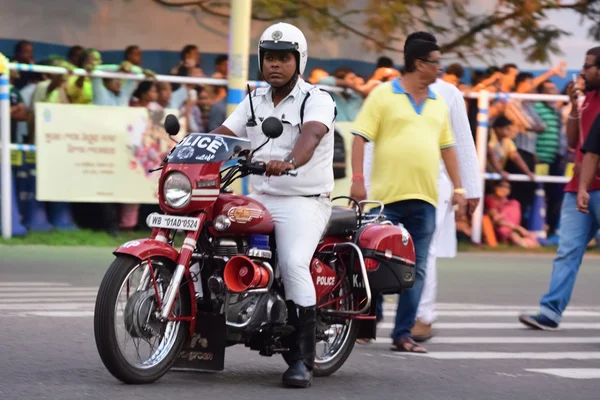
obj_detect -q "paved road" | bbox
[1,246,600,400]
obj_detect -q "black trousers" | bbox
[545,157,567,236]
[72,203,119,232]
[504,149,536,228]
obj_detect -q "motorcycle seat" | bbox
[323,206,358,237]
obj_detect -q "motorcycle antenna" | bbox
[246,83,257,127]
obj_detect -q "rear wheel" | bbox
[94,255,191,384]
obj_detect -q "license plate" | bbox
[146,213,201,231]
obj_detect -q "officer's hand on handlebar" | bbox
[265,160,296,177]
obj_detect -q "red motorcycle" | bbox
[93,115,417,384]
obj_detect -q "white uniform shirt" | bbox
[223,78,337,197]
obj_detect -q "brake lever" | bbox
[149,158,167,174]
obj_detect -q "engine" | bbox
[213,237,248,258]
[207,234,287,337]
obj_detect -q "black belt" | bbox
[302,193,330,199]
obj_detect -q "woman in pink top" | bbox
[485,180,540,248]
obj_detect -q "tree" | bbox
[149,0,600,65]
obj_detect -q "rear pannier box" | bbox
[353,223,416,295]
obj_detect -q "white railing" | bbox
[0,61,574,241]
[8,62,347,92]
[0,65,9,240]
[0,61,344,239]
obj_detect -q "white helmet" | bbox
[258,22,308,76]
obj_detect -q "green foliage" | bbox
[0,229,152,247]
[0,229,191,248]
[149,0,600,65]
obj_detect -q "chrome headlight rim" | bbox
[163,172,192,209]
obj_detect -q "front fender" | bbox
[114,238,179,264]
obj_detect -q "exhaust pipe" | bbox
[223,256,271,292]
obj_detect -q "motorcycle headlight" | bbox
[163,172,192,209]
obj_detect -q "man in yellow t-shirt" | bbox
[350,39,466,354]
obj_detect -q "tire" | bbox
[94,255,191,384]
[314,319,359,377]
[282,275,359,377]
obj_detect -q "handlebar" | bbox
[242,160,298,177]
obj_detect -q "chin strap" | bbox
[271,73,299,90]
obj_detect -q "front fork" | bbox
[149,213,206,322]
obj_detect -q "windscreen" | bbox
[166,134,252,164]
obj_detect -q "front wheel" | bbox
[94,255,191,384]
[282,274,359,377]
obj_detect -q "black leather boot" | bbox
[282,302,316,388]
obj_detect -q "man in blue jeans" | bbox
[519,46,600,330]
[350,38,466,352]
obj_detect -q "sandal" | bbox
[390,336,428,353]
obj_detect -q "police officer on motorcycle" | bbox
[210,22,337,388]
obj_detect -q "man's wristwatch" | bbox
[284,155,297,169]
[453,188,467,195]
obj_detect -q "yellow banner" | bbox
[35,103,191,203]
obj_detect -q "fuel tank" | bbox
[211,193,274,235]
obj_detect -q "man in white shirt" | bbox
[363,32,482,343]
[211,22,337,388]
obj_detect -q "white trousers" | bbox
[249,193,332,307]
[415,169,456,325]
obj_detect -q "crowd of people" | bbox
[308,57,595,249]
[6,41,230,235]
[3,39,598,248]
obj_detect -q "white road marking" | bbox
[524,368,600,379]
[0,287,97,292]
[382,303,600,311]
[0,303,96,310]
[377,322,600,330]
[1,297,95,303]
[0,292,98,298]
[0,282,72,287]
[367,337,600,344]
[382,310,600,317]
[403,352,600,360]
[4,311,95,317]
[381,354,406,360]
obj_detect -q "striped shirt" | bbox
[533,102,561,163]
[504,99,546,154]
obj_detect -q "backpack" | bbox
[299,89,346,180]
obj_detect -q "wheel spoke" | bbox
[132,337,143,364]
[111,262,182,369]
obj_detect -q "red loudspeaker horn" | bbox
[223,256,271,292]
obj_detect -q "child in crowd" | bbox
[485,180,540,248]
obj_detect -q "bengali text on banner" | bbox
[34,103,188,203]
